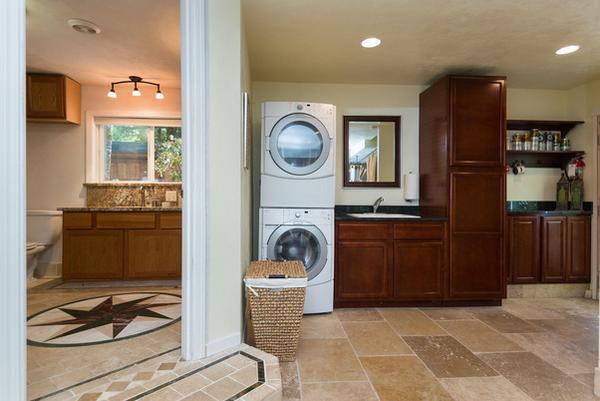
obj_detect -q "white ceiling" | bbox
[26,0,600,91]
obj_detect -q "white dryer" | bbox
[260,102,336,208]
[259,207,334,314]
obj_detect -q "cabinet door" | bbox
[127,230,182,279]
[449,234,505,298]
[507,216,540,283]
[335,241,389,299]
[451,172,505,234]
[63,230,124,280]
[393,241,444,299]
[567,216,591,282]
[541,216,567,282]
[26,74,66,119]
[449,76,506,167]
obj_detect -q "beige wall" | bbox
[251,82,424,209]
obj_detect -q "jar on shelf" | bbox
[513,133,523,150]
[523,132,531,150]
[561,138,570,151]
[545,132,554,151]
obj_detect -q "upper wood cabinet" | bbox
[449,77,506,167]
[26,74,81,125]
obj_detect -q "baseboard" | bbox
[205,332,241,357]
[507,283,590,298]
[34,262,62,278]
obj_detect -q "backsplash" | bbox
[84,183,182,208]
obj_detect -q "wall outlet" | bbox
[165,191,178,202]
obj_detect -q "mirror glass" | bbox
[343,116,400,187]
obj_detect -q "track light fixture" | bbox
[107,76,164,99]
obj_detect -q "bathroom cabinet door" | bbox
[63,230,124,279]
[393,241,444,299]
[127,229,182,278]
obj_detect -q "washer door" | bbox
[266,225,328,281]
[268,113,331,176]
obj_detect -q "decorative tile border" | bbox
[31,345,280,401]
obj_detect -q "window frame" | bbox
[85,110,182,183]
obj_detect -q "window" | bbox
[86,113,182,183]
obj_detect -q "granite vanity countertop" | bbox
[507,201,592,216]
[58,207,182,212]
[335,205,448,222]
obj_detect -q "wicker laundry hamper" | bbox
[244,260,307,362]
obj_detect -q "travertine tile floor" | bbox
[28,279,600,400]
[27,279,280,401]
[282,297,600,400]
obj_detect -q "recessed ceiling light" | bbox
[361,38,381,48]
[555,45,579,55]
[68,19,101,35]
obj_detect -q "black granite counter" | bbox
[335,205,448,222]
[507,201,592,216]
[59,207,181,212]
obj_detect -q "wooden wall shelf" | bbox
[507,150,583,169]
[507,120,584,137]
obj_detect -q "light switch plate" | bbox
[165,191,177,202]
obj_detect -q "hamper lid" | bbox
[246,260,307,279]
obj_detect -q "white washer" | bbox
[260,102,336,208]
[259,207,334,314]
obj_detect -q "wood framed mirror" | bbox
[343,115,401,187]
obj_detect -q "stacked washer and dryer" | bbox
[258,102,336,314]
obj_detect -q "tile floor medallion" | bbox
[27,293,181,347]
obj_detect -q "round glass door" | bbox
[269,113,331,176]
[266,225,328,281]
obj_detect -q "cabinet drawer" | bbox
[159,213,182,229]
[393,222,445,240]
[96,212,156,229]
[63,212,92,229]
[337,222,388,240]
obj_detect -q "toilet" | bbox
[26,210,62,283]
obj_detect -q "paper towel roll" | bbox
[404,173,420,201]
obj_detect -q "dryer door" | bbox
[266,225,328,281]
[268,113,332,176]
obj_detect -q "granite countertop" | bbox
[335,205,448,222]
[507,201,592,215]
[59,207,182,212]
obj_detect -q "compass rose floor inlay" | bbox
[27,292,181,347]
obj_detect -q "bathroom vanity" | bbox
[61,208,181,280]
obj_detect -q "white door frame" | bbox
[0,0,208,397]
[180,0,209,360]
[1,0,26,398]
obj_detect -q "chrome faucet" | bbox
[373,196,384,213]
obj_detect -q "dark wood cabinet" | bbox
[335,221,446,307]
[420,75,507,302]
[63,211,181,280]
[26,74,81,124]
[507,214,590,284]
[507,216,540,283]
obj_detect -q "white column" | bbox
[0,0,26,398]
[180,0,210,360]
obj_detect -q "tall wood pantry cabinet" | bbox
[419,75,507,302]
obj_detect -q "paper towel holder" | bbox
[404,172,420,202]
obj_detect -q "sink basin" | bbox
[348,212,420,219]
